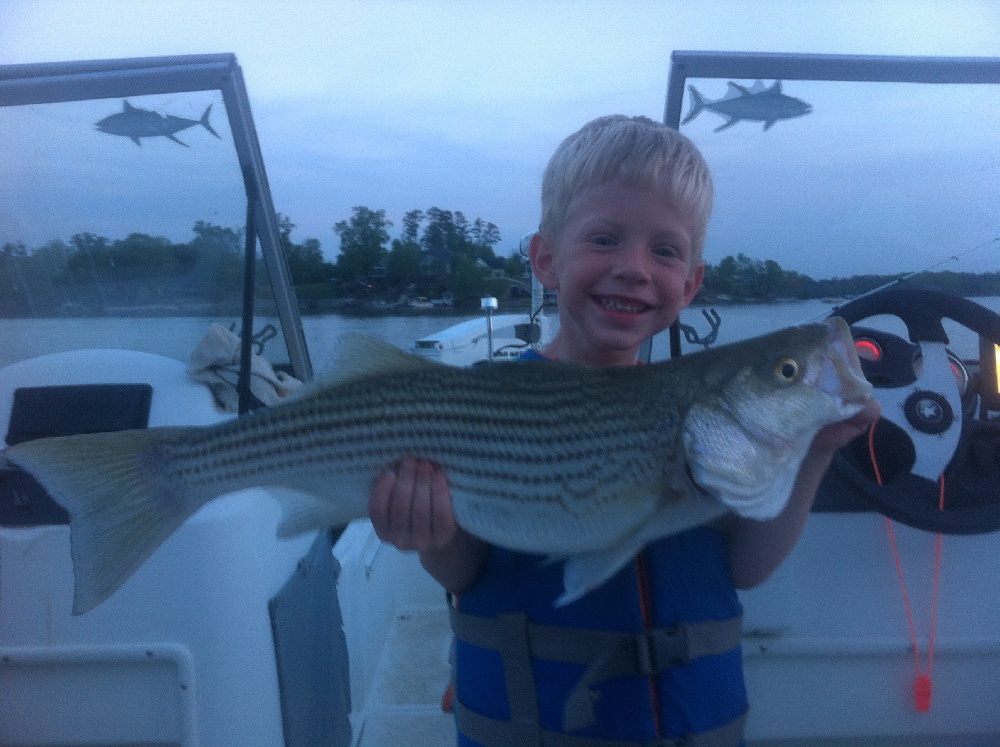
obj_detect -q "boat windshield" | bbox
[0,55,311,383]
[665,53,1000,361]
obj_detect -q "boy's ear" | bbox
[683,262,705,305]
[529,233,559,290]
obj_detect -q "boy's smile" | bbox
[531,179,704,366]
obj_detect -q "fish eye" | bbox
[774,357,800,382]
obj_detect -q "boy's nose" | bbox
[611,243,652,282]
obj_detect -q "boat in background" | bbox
[412,310,550,365]
[2,51,1000,747]
[412,279,553,367]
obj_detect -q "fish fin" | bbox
[271,488,354,537]
[556,496,726,606]
[681,85,705,124]
[763,120,776,131]
[767,80,782,93]
[312,334,441,390]
[123,99,135,111]
[558,545,642,607]
[167,134,189,147]
[725,81,751,98]
[200,104,221,139]
[714,118,740,133]
[2,428,202,615]
[130,136,142,146]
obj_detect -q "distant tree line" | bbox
[699,251,1000,302]
[3,220,999,318]
[258,206,532,310]
[0,207,530,317]
[309,205,528,307]
[0,221,248,316]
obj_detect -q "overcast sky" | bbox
[2,0,999,279]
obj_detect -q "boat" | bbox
[408,297,435,310]
[413,281,552,366]
[2,51,1000,746]
[430,293,454,309]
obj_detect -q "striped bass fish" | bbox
[0,318,872,614]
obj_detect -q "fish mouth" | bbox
[593,295,653,314]
[817,317,874,408]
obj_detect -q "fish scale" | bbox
[0,322,874,613]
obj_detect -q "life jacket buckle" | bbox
[633,624,688,675]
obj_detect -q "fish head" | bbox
[94,113,121,133]
[683,317,873,519]
[788,95,813,118]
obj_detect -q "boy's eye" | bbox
[652,244,680,259]
[590,235,617,248]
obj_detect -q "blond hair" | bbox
[539,115,713,262]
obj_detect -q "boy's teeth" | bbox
[599,297,644,312]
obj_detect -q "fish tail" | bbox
[200,104,221,139]
[2,428,203,615]
[681,85,705,124]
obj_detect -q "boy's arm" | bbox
[369,457,490,593]
[725,401,881,589]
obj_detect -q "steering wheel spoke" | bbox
[877,342,962,482]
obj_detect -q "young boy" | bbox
[370,115,880,746]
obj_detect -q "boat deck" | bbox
[354,607,455,746]
[335,521,456,746]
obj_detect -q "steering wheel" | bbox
[829,286,1000,534]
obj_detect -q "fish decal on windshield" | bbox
[95,100,221,146]
[682,80,812,132]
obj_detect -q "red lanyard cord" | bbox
[868,422,943,713]
[635,553,664,737]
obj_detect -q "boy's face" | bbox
[531,178,703,366]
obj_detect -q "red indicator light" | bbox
[854,338,882,362]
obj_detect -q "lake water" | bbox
[2,297,998,373]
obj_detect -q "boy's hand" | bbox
[809,400,882,455]
[370,457,490,593]
[727,399,882,589]
[370,457,459,552]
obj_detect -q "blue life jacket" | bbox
[450,349,747,747]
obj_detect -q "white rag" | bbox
[188,323,303,412]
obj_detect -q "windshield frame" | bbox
[650,51,1000,362]
[0,53,313,384]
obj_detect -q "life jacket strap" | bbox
[451,608,744,733]
[454,698,747,747]
[451,609,742,672]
